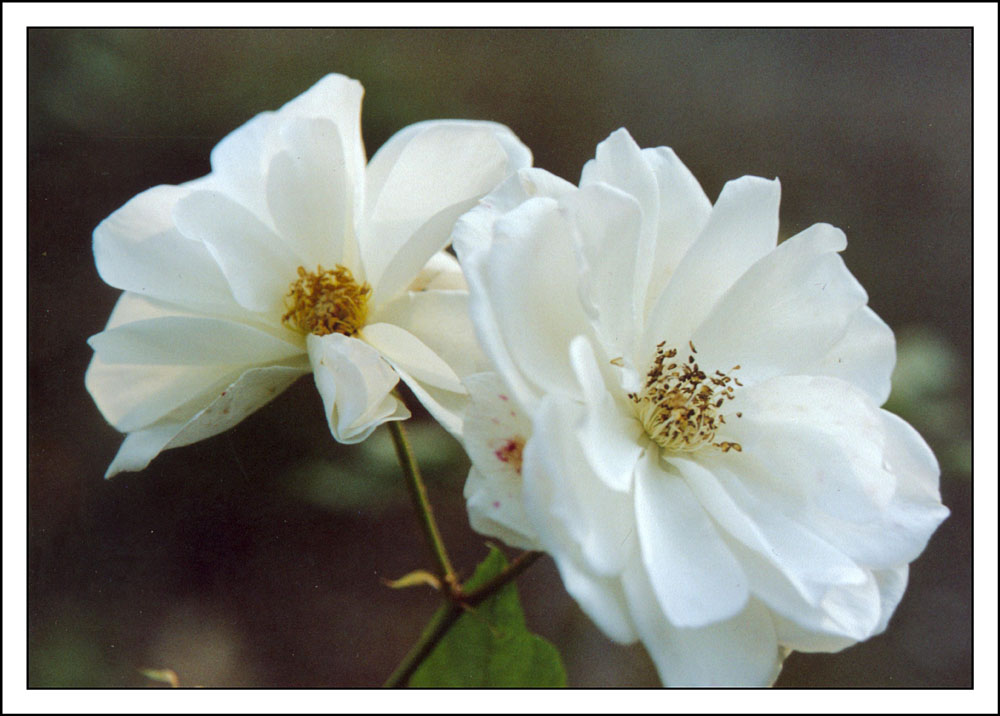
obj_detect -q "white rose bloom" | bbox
[453,128,949,686]
[87,74,530,478]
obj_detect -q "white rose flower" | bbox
[453,128,949,686]
[86,74,530,478]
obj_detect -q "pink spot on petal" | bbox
[498,394,508,401]
[492,501,501,509]
[494,436,525,475]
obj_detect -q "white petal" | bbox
[712,520,881,648]
[208,111,281,218]
[579,128,660,316]
[462,373,537,550]
[639,145,713,315]
[871,565,909,636]
[450,167,575,258]
[641,175,780,364]
[581,128,658,228]
[563,183,644,359]
[803,306,896,405]
[634,450,749,628]
[803,411,948,569]
[568,335,643,492]
[265,117,353,269]
[307,333,409,443]
[470,198,592,410]
[93,184,240,311]
[462,373,531,476]
[770,612,859,654]
[723,377,948,569]
[173,189,300,315]
[360,322,464,394]
[450,238,536,413]
[392,366,469,438]
[720,531,882,643]
[455,166,578,257]
[622,556,782,686]
[87,315,303,366]
[672,455,869,607]
[278,74,367,217]
[691,222,868,388]
[365,122,528,227]
[748,564,907,650]
[365,296,481,436]
[367,288,483,436]
[373,289,488,383]
[406,251,467,292]
[548,551,638,644]
[464,467,538,551]
[522,395,637,577]
[86,294,302,433]
[102,290,194,329]
[104,423,187,479]
[880,410,948,507]
[165,365,308,449]
[451,171,578,412]
[368,198,481,308]
[87,353,241,434]
[103,364,308,478]
[363,120,529,294]
[210,74,365,219]
[725,375,894,522]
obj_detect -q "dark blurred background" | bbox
[27,29,971,688]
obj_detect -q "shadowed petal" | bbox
[634,450,749,628]
[307,333,409,443]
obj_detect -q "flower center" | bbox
[282,265,371,337]
[628,341,743,453]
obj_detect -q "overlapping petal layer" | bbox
[456,128,948,686]
[88,74,530,476]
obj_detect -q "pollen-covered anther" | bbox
[282,265,372,337]
[629,342,742,453]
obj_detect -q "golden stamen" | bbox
[282,264,371,337]
[630,341,742,453]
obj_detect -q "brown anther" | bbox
[633,341,743,454]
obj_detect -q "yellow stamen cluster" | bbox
[628,341,743,453]
[282,265,371,337]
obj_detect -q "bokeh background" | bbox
[27,29,972,688]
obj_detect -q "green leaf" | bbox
[409,546,567,687]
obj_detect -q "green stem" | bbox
[383,550,545,688]
[383,603,461,688]
[387,419,458,589]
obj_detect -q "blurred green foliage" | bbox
[30,629,111,687]
[885,326,971,478]
[285,422,467,515]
